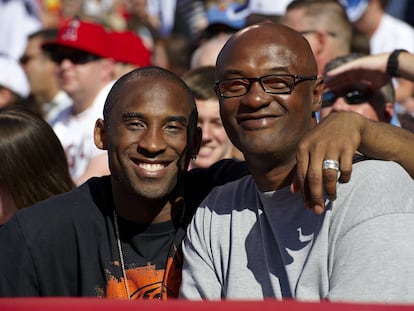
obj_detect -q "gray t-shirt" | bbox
[180,160,414,303]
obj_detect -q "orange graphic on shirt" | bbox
[106,257,181,299]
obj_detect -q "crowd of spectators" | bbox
[1,0,414,303]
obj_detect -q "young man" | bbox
[180,22,414,303]
[0,66,215,299]
[182,66,239,169]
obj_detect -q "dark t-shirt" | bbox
[0,159,248,298]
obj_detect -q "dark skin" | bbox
[94,74,201,224]
[216,22,327,194]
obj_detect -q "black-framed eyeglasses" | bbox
[322,90,369,108]
[50,50,102,65]
[214,74,318,98]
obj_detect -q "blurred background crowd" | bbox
[1,0,414,221]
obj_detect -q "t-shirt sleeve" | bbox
[327,161,414,303]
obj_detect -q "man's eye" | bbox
[225,80,248,91]
[125,120,145,129]
[263,77,289,90]
[165,124,184,134]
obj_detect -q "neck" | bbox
[36,87,60,105]
[0,190,18,225]
[247,155,296,192]
[111,181,185,225]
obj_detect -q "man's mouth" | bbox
[138,163,167,172]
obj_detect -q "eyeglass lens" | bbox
[50,51,101,65]
[322,90,368,107]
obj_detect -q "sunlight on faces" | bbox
[103,78,197,200]
[216,24,320,161]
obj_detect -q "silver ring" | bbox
[322,159,340,172]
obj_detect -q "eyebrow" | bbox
[221,67,291,76]
[122,112,188,124]
[122,112,144,119]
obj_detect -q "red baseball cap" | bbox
[42,18,112,58]
[109,31,151,67]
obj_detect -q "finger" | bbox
[322,167,339,201]
[321,158,340,202]
[293,145,311,208]
[338,150,354,183]
[305,151,327,213]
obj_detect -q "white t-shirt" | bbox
[371,13,414,53]
[52,81,114,180]
[44,90,72,125]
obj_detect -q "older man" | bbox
[180,22,414,303]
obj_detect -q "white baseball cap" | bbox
[0,55,30,98]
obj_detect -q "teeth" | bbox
[139,163,165,171]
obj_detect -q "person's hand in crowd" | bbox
[324,52,391,92]
[292,109,414,214]
[291,112,363,214]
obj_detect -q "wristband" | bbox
[386,49,407,77]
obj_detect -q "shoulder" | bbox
[197,175,257,214]
[351,159,412,185]
[331,160,414,226]
[342,159,414,201]
[183,159,249,214]
[10,176,112,235]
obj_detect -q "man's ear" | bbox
[94,118,106,150]
[312,76,324,113]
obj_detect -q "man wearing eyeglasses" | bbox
[180,22,414,303]
[42,18,115,185]
[320,52,396,124]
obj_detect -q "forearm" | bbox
[397,51,414,81]
[358,118,414,178]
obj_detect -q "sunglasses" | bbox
[322,90,369,108]
[50,51,101,65]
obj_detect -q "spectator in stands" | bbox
[0,55,29,108]
[325,49,414,132]
[20,28,71,124]
[182,66,238,169]
[339,0,414,112]
[42,18,115,185]
[190,33,232,69]
[0,106,74,225]
[282,0,353,75]
[320,52,396,123]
